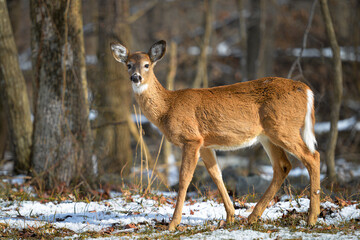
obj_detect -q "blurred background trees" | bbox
[0,0,359,193]
[0,0,32,172]
[94,0,132,178]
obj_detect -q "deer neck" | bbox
[133,76,171,127]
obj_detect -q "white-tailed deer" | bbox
[110,40,320,230]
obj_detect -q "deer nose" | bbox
[130,73,142,83]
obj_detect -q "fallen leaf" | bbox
[218,220,226,228]
[125,223,137,229]
[102,227,114,234]
[335,197,351,207]
[176,225,188,231]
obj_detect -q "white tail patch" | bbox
[302,89,317,153]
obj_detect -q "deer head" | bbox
[110,40,166,93]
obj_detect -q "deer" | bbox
[110,40,321,231]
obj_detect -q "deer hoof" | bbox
[168,222,177,231]
[227,214,235,224]
[247,213,259,224]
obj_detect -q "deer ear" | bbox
[148,40,166,63]
[110,42,129,63]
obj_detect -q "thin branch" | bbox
[127,0,159,24]
[287,0,318,79]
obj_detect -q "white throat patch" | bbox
[132,82,148,94]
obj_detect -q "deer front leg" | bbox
[200,148,235,224]
[168,140,202,231]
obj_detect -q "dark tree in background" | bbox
[0,0,32,172]
[94,0,132,177]
[30,0,94,188]
[193,0,216,89]
[320,0,343,183]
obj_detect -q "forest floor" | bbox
[0,181,359,239]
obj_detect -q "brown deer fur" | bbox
[110,40,321,231]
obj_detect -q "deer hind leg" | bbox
[168,139,202,231]
[200,148,235,223]
[248,136,292,224]
[270,134,320,225]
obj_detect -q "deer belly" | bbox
[206,135,259,151]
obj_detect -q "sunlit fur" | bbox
[302,89,317,153]
[110,40,321,231]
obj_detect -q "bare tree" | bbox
[94,0,132,176]
[0,0,32,172]
[193,0,216,88]
[30,0,94,188]
[163,40,178,183]
[287,0,318,79]
[237,0,248,81]
[257,0,278,78]
[320,0,343,183]
[246,0,261,81]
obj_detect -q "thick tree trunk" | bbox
[30,0,94,188]
[0,0,32,172]
[193,0,216,89]
[94,0,132,176]
[320,0,343,183]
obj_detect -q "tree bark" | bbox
[320,0,343,183]
[0,0,32,172]
[163,40,177,185]
[257,0,277,78]
[237,0,248,81]
[94,0,132,176]
[255,0,267,78]
[30,0,94,188]
[193,0,216,89]
[246,0,261,80]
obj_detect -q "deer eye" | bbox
[127,64,132,70]
[144,64,149,69]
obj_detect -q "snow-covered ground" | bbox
[1,192,359,239]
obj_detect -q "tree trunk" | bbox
[163,40,178,185]
[94,0,132,176]
[0,0,32,172]
[320,0,343,183]
[193,0,216,89]
[255,0,267,78]
[30,0,94,188]
[247,0,261,80]
[237,0,248,81]
[257,0,277,78]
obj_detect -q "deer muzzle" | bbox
[130,73,142,84]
